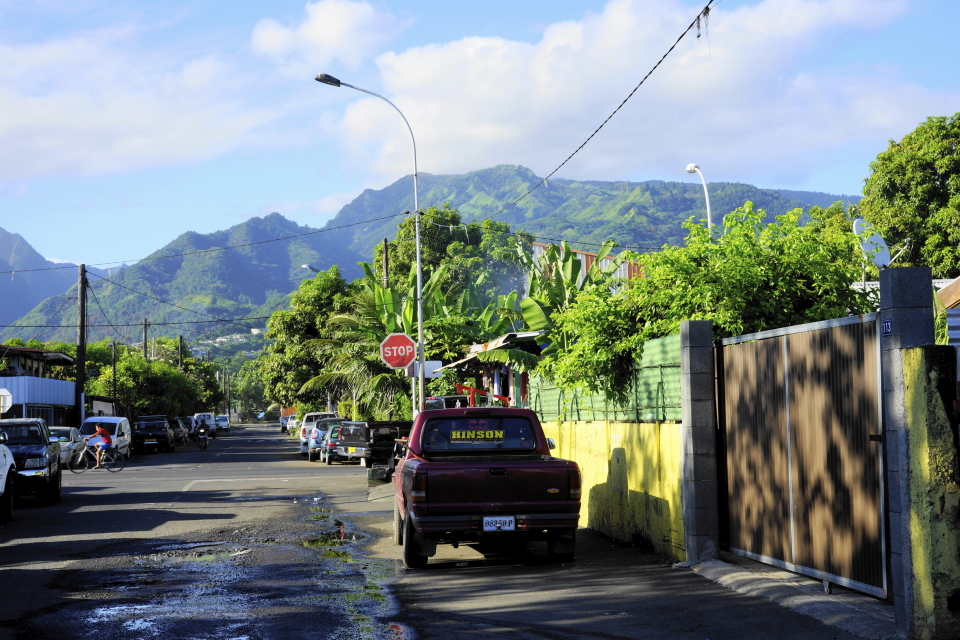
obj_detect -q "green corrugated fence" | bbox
[529,333,681,423]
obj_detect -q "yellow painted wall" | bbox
[541,419,686,561]
[902,347,960,640]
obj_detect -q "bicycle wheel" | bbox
[103,450,125,472]
[68,450,89,473]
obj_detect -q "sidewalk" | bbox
[364,484,898,640]
[688,553,897,640]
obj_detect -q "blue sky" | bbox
[1,0,957,266]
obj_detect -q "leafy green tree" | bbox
[374,205,532,303]
[860,112,960,277]
[545,203,871,401]
[256,265,352,411]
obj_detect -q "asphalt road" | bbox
[0,423,868,640]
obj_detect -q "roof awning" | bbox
[435,331,544,372]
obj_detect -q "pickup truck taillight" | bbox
[410,472,427,502]
[568,468,582,500]
[300,427,306,438]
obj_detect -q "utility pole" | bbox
[178,335,184,370]
[111,340,117,401]
[75,265,87,425]
[382,238,389,288]
[142,319,148,359]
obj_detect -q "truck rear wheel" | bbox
[548,530,576,562]
[392,497,403,546]
[402,514,427,569]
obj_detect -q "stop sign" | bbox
[380,333,417,369]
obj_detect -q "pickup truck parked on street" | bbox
[336,420,412,468]
[393,407,580,568]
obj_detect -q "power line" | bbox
[87,279,135,344]
[0,211,409,276]
[0,315,276,329]
[482,0,715,220]
[87,272,260,332]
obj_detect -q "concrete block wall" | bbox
[679,320,720,564]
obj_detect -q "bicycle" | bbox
[68,444,125,473]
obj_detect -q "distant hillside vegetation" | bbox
[320,165,856,257]
[2,214,365,343]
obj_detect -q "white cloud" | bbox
[328,0,957,191]
[250,0,407,76]
[0,31,286,181]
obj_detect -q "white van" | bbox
[79,416,132,459]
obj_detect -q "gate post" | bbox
[680,320,720,563]
[880,267,935,638]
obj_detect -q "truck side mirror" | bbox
[546,438,556,450]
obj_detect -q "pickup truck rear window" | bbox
[421,417,537,451]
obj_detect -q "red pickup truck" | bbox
[392,407,581,568]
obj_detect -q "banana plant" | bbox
[517,240,626,357]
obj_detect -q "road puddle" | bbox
[20,492,409,640]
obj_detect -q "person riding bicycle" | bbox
[83,423,112,469]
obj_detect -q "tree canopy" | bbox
[860,112,960,278]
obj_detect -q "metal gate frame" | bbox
[717,313,887,599]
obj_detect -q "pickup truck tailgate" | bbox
[425,458,575,513]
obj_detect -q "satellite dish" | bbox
[853,218,891,268]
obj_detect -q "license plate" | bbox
[348,447,356,453]
[482,516,515,532]
[145,440,157,444]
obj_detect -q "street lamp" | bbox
[316,72,426,412]
[686,163,713,229]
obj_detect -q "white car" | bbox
[299,412,338,457]
[215,415,230,432]
[0,434,15,523]
[49,427,84,465]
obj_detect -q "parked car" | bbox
[132,415,177,453]
[178,416,195,440]
[79,416,132,459]
[393,407,580,568]
[307,418,342,462]
[49,426,84,465]
[215,415,230,432]
[287,415,300,436]
[280,414,295,433]
[0,433,17,522]
[319,425,347,465]
[0,418,62,505]
[300,412,338,457]
[166,418,188,446]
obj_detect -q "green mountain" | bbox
[0,228,78,327]
[2,213,365,343]
[4,166,860,344]
[321,165,859,257]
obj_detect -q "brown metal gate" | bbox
[718,315,886,598]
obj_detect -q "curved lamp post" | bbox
[315,73,426,412]
[686,163,713,229]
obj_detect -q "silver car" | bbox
[49,426,84,465]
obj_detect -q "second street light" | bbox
[315,72,426,412]
[686,163,713,230]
